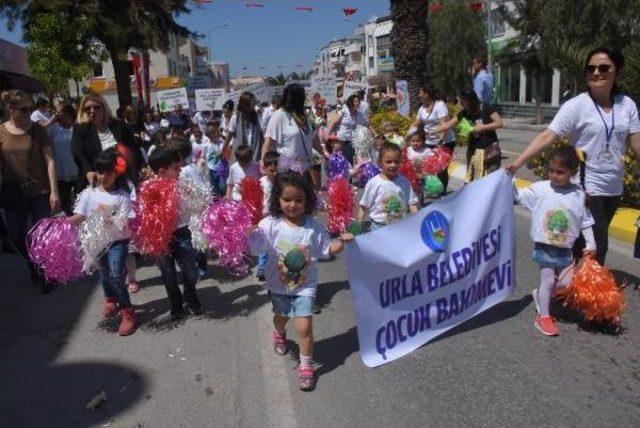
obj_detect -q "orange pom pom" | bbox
[555,255,626,325]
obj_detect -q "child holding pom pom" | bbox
[226,144,260,202]
[514,145,596,336]
[148,145,203,318]
[256,151,280,281]
[252,171,352,391]
[69,148,137,336]
[359,143,419,230]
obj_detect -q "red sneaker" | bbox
[272,330,287,356]
[298,365,315,391]
[535,315,560,336]
[118,307,137,336]
[103,298,117,318]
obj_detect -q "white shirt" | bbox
[180,163,210,188]
[360,174,418,225]
[265,110,314,170]
[221,115,232,139]
[336,108,368,142]
[98,129,117,151]
[417,100,455,146]
[256,216,331,297]
[192,111,210,133]
[228,113,259,148]
[359,101,370,121]
[407,145,433,173]
[74,187,133,241]
[30,109,50,124]
[260,175,273,216]
[227,161,260,201]
[48,124,78,181]
[548,92,640,196]
[260,105,276,133]
[189,135,212,164]
[515,181,595,249]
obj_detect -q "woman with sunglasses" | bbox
[507,46,640,265]
[71,93,143,189]
[0,90,60,291]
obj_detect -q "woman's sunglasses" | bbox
[586,64,612,74]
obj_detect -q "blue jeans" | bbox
[257,252,267,275]
[209,169,227,197]
[3,193,51,267]
[158,227,200,309]
[97,240,131,308]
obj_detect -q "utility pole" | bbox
[486,0,492,72]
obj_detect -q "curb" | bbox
[447,161,639,245]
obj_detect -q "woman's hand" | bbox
[504,161,521,175]
[49,192,61,212]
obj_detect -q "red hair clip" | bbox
[114,155,128,176]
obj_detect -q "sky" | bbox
[0,0,390,78]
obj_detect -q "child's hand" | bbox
[339,232,354,243]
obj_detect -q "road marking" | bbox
[257,304,298,428]
[501,149,521,157]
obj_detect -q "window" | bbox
[369,56,374,68]
[92,63,103,77]
[490,10,505,36]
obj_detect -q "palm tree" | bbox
[390,0,429,113]
[267,73,288,86]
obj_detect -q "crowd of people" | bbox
[0,46,639,390]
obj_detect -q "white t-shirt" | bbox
[98,129,117,151]
[360,174,418,225]
[260,175,273,216]
[30,109,51,124]
[48,124,78,181]
[226,161,260,201]
[548,92,640,196]
[336,108,368,141]
[260,105,275,132]
[417,100,455,146]
[265,110,314,170]
[407,145,433,174]
[180,163,210,188]
[192,111,210,133]
[189,135,212,164]
[256,216,331,297]
[221,115,232,139]
[228,113,259,149]
[74,187,133,241]
[515,181,595,249]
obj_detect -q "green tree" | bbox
[267,73,288,86]
[390,0,430,113]
[25,12,106,97]
[426,0,486,97]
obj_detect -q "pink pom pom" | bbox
[27,217,83,283]
[422,147,452,175]
[327,177,355,234]
[201,199,253,275]
[240,177,263,225]
[134,177,180,256]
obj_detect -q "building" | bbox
[314,38,350,80]
[0,38,44,93]
[210,62,230,90]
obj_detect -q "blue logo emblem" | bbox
[420,211,449,253]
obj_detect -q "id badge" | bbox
[596,150,614,164]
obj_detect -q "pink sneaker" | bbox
[272,330,287,356]
[298,365,315,391]
[127,282,140,293]
[535,315,560,336]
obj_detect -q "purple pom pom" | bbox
[328,153,351,181]
[27,217,83,284]
[354,161,380,187]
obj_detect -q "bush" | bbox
[370,109,415,136]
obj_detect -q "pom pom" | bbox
[422,147,452,175]
[134,177,180,256]
[555,256,626,325]
[188,215,209,252]
[201,199,253,275]
[328,153,351,181]
[327,177,355,234]
[458,118,474,141]
[278,155,306,174]
[240,177,263,225]
[352,125,374,160]
[346,220,362,236]
[179,177,213,219]
[399,148,419,191]
[388,134,405,146]
[212,157,229,181]
[423,175,444,196]
[27,218,83,283]
[353,161,380,187]
[79,209,129,273]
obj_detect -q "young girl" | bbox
[359,142,419,230]
[255,171,352,391]
[514,145,596,336]
[69,148,137,336]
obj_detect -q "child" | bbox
[69,148,137,336]
[514,145,596,336]
[206,122,226,196]
[407,128,434,202]
[256,151,280,281]
[370,134,387,165]
[226,144,260,202]
[383,121,404,147]
[148,145,203,318]
[254,171,352,390]
[189,126,211,165]
[358,143,419,230]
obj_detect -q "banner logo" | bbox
[420,211,449,253]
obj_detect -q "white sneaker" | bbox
[531,289,540,314]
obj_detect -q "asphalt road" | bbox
[2,139,640,428]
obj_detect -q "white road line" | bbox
[257,304,298,428]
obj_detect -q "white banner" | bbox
[343,81,368,102]
[195,88,226,111]
[309,77,338,105]
[225,89,243,106]
[156,88,189,113]
[345,171,516,367]
[396,80,410,117]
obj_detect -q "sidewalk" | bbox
[501,117,549,132]
[447,161,640,244]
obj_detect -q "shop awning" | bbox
[0,71,45,93]
[374,21,393,38]
[344,43,362,55]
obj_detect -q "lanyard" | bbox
[590,95,614,150]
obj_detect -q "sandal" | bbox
[298,365,315,391]
[272,330,287,356]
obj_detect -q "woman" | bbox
[327,94,368,164]
[507,46,640,265]
[441,89,503,182]
[223,92,263,161]
[412,85,457,193]
[49,103,79,214]
[220,99,234,140]
[0,90,60,290]
[141,111,160,150]
[71,93,143,188]
[263,83,324,175]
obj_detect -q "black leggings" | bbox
[572,195,620,265]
